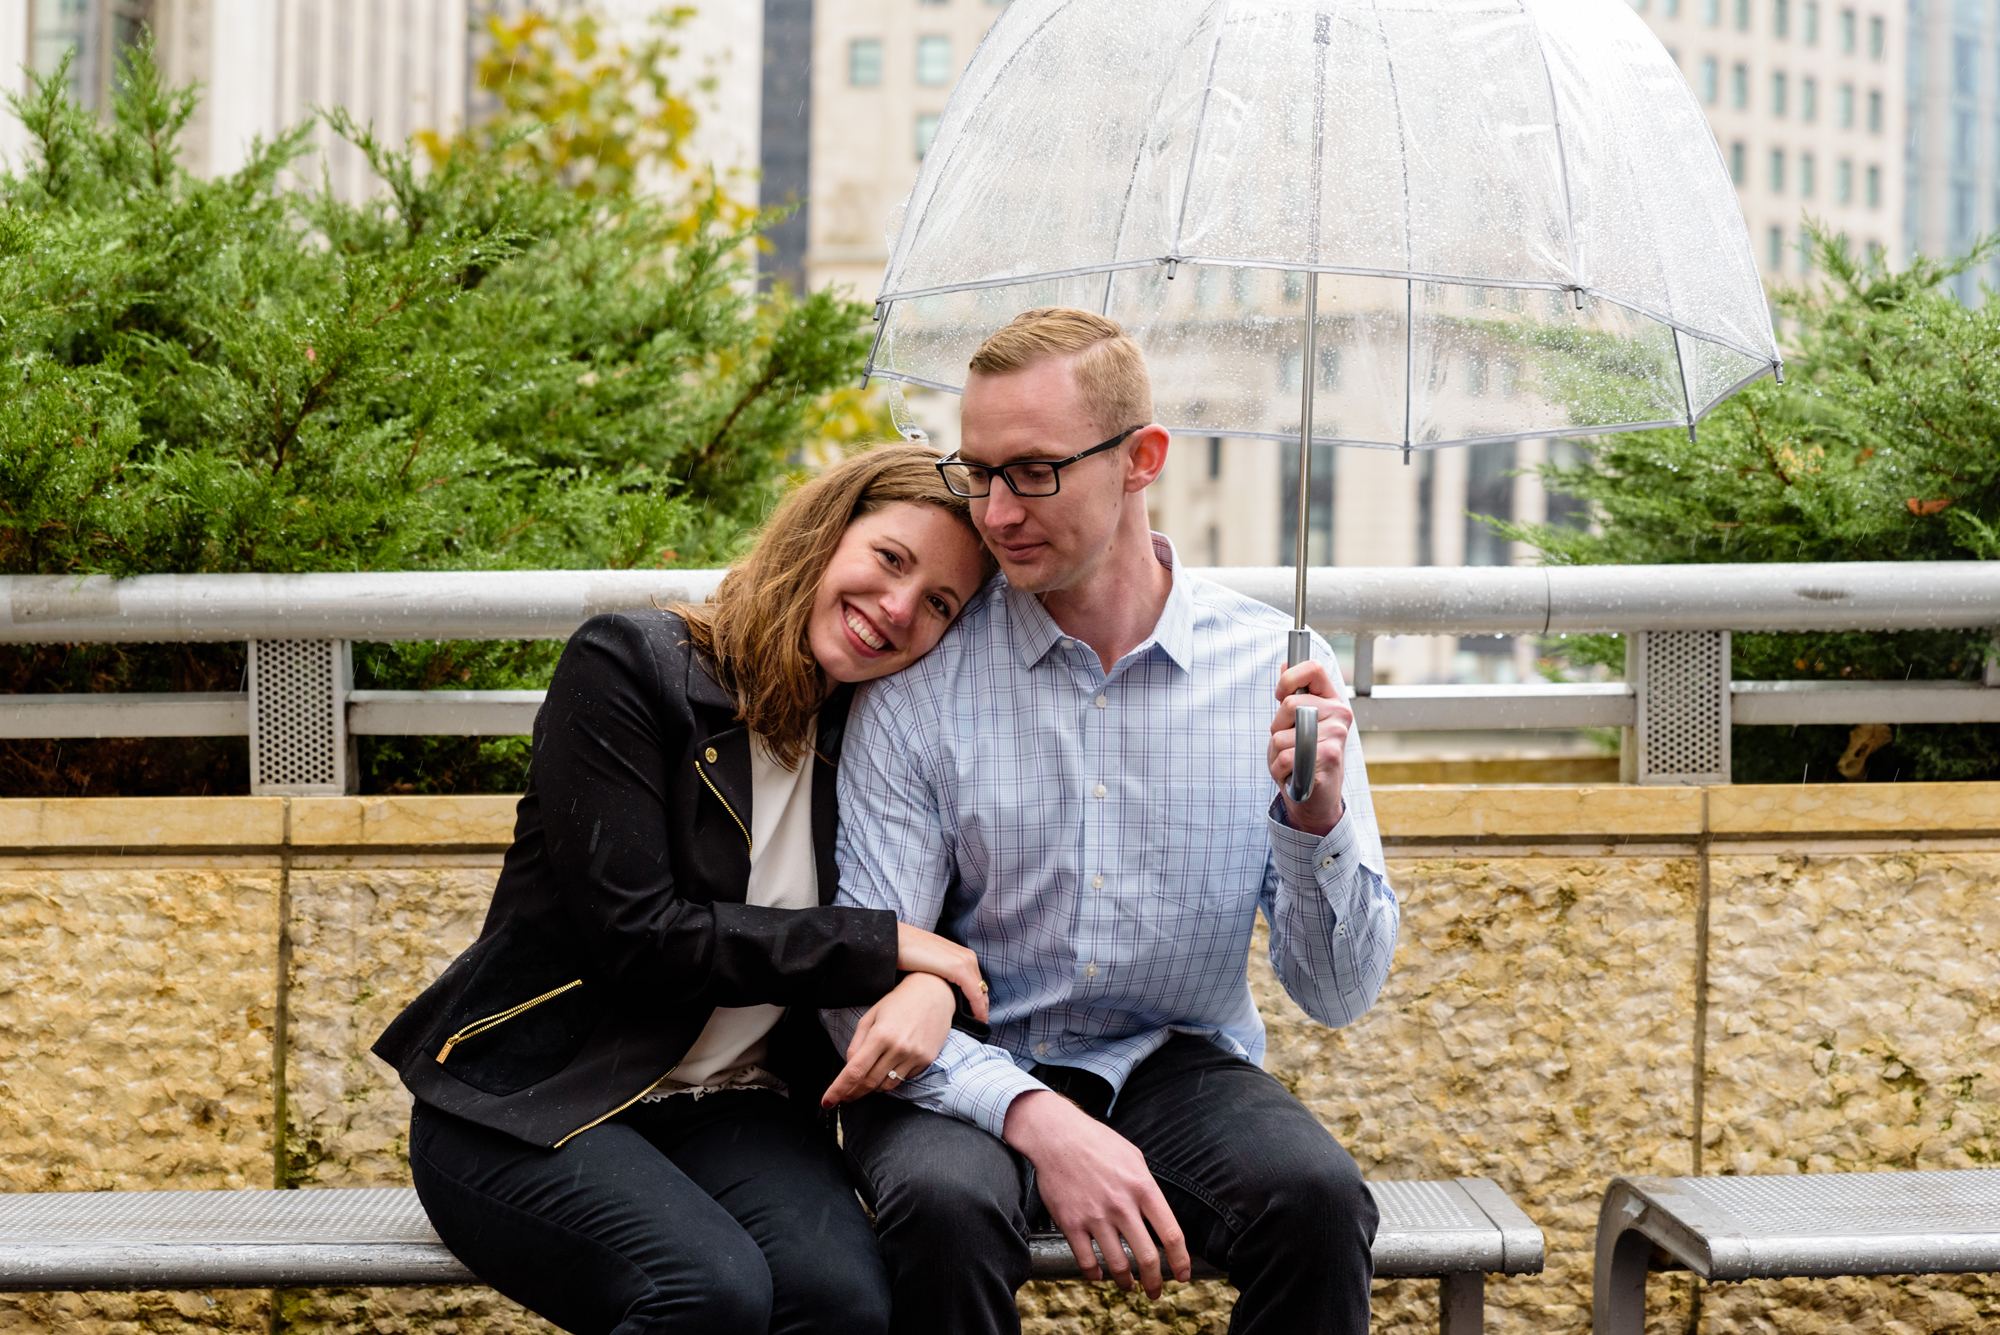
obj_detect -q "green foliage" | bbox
[0,34,881,794]
[1494,225,2000,782]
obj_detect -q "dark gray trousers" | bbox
[840,1033,1377,1335]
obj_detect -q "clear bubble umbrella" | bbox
[866,0,1780,799]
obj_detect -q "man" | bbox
[821,307,1399,1335]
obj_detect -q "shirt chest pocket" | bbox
[1142,777,1269,911]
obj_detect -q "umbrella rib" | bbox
[880,0,1079,294]
[1364,0,1416,453]
[1164,1,1235,274]
[1518,0,1583,296]
[1102,13,1222,315]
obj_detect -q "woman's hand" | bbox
[896,921,988,1022]
[821,972,959,1107]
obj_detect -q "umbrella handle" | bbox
[1288,704,1318,804]
[1285,627,1316,804]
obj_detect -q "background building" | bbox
[1905,0,2000,301]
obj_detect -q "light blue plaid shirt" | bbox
[825,536,1398,1138]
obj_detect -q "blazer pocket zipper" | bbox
[436,979,584,1064]
[694,757,752,854]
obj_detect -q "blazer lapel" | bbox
[810,686,854,907]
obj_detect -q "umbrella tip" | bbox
[1166,258,1178,279]
[1773,362,1786,385]
[1401,445,1412,465]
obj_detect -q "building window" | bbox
[1838,82,1854,127]
[1803,0,1819,42]
[1867,14,1883,58]
[916,35,952,85]
[915,113,941,160]
[1772,70,1788,114]
[1735,0,1751,28]
[1801,75,1817,120]
[1866,88,1881,132]
[1837,156,1853,201]
[848,38,883,86]
[1839,6,1856,50]
[1463,442,1517,568]
[1952,182,1974,240]
[1730,140,1748,183]
[1799,226,1815,272]
[1954,109,1974,168]
[1704,0,1721,23]
[1865,162,1880,207]
[1953,35,1977,97]
[1771,147,1787,191]
[1701,56,1720,102]
[1774,0,1789,36]
[1630,0,1650,11]
[1800,150,1815,195]
[1768,225,1785,269]
[1668,44,1681,65]
[1666,0,1682,15]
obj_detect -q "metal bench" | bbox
[0,1178,1542,1334]
[1594,1170,2000,1334]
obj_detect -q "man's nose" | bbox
[980,482,1025,529]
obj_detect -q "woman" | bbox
[373,444,997,1335]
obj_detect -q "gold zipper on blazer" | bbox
[435,979,584,1064]
[695,757,752,854]
[554,1064,682,1149]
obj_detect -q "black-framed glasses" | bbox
[935,427,1146,499]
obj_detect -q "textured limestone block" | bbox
[1262,854,1700,1335]
[282,865,497,1189]
[280,863,560,1335]
[1700,851,2000,1331]
[0,862,281,1334]
[0,865,279,1191]
[1022,854,1702,1335]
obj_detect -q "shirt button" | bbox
[704,747,718,763]
[1319,855,1335,869]
[1095,694,1108,708]
[1092,874,1105,889]
[1085,962,1098,978]
[1036,1042,1049,1057]
[1094,783,1107,798]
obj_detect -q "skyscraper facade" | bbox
[1905,0,2000,299]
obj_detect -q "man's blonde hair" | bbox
[967,307,1153,436]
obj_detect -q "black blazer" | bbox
[373,610,901,1148]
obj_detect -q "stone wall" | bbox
[1,786,1996,1334]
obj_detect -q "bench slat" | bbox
[0,1179,1543,1293]
[1594,1170,2000,1335]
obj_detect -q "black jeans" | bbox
[409,1091,891,1335]
[841,1034,1377,1335]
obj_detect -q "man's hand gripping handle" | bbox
[1286,627,1317,804]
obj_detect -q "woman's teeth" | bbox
[845,606,887,650]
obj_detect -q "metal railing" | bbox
[0,563,1994,792]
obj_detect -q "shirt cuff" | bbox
[903,1034,1049,1139]
[1267,793,1360,896]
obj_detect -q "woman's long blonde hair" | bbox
[679,443,993,768]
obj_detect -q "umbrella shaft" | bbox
[1292,270,1320,633]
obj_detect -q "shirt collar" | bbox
[1002,533,1197,675]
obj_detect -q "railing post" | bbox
[247,640,356,796]
[1627,631,1731,786]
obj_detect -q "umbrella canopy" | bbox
[865,0,1781,455]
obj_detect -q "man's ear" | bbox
[1124,424,1170,493]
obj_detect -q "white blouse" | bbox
[645,721,820,1099]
